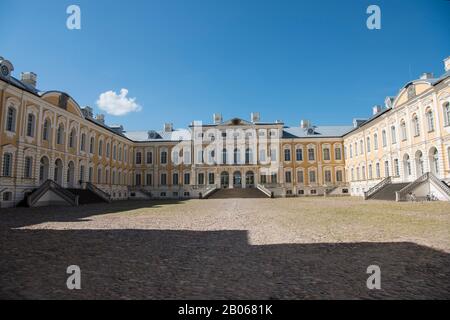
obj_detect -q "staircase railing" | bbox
[257,184,274,198]
[202,185,218,199]
[324,186,339,196]
[364,176,391,200]
[27,179,78,207]
[86,182,111,203]
[396,172,450,201]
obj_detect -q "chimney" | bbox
[213,113,222,124]
[444,56,450,72]
[251,112,260,123]
[420,72,434,80]
[300,120,310,128]
[96,114,105,124]
[164,123,173,132]
[372,105,382,115]
[21,72,37,88]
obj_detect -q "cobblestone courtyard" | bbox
[1,197,449,299]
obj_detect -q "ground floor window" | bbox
[208,172,215,184]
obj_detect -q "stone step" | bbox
[66,188,108,204]
[369,183,409,201]
[208,187,268,199]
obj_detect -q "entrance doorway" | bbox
[245,171,255,188]
[220,171,229,188]
[233,171,242,188]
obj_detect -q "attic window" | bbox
[58,93,69,109]
[407,85,416,99]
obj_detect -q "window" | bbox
[97,168,102,183]
[351,168,354,181]
[198,173,205,185]
[391,126,396,144]
[80,134,86,151]
[400,121,407,141]
[24,156,32,178]
[119,147,122,161]
[366,137,370,153]
[382,130,387,147]
[97,139,101,155]
[106,143,110,157]
[245,148,252,164]
[361,166,366,180]
[349,145,353,158]
[285,171,292,183]
[146,151,153,164]
[42,119,50,141]
[368,164,373,179]
[6,106,16,132]
[136,152,142,164]
[404,155,411,176]
[26,114,35,137]
[259,149,265,162]
[376,163,380,178]
[3,192,12,201]
[80,165,85,182]
[184,150,191,164]
[136,173,142,186]
[161,151,168,164]
[359,140,363,154]
[394,159,400,177]
[323,147,330,161]
[297,170,304,184]
[426,109,434,132]
[173,150,180,164]
[233,148,240,164]
[270,149,277,161]
[2,153,12,177]
[208,172,215,184]
[444,102,450,126]
[173,173,179,185]
[412,115,420,136]
[146,173,152,186]
[197,150,204,163]
[373,133,378,150]
[222,148,227,164]
[284,148,291,161]
[296,148,303,161]
[309,170,316,183]
[57,125,64,145]
[88,167,93,182]
[69,129,76,148]
[336,170,343,182]
[324,170,332,183]
[354,142,358,156]
[159,173,167,186]
[113,145,117,160]
[184,172,190,185]
[308,148,315,161]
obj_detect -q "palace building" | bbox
[1,55,449,207]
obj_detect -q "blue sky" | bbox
[1,0,449,130]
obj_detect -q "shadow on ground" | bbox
[1,227,449,299]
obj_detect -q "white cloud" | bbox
[96,88,142,116]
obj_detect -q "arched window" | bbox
[444,102,450,126]
[57,124,64,144]
[400,120,407,141]
[382,130,387,147]
[373,133,378,150]
[113,145,117,160]
[366,137,371,152]
[245,148,253,164]
[233,148,240,164]
[80,133,86,151]
[296,147,303,161]
[376,163,380,178]
[2,153,13,177]
[403,154,411,177]
[26,113,35,137]
[97,139,102,155]
[42,119,50,141]
[368,164,373,179]
[6,106,16,132]
[415,151,424,176]
[106,143,110,157]
[412,115,420,136]
[323,147,330,161]
[426,109,434,132]
[69,129,76,148]
[284,148,291,161]
[308,147,315,161]
[390,126,396,144]
[429,147,439,175]
[24,156,33,178]
[335,146,342,160]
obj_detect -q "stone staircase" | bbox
[368,183,409,201]
[66,188,109,205]
[207,188,269,199]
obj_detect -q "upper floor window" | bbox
[160,151,168,164]
[245,148,252,164]
[444,102,450,127]
[113,145,117,160]
[426,109,434,132]
[373,133,378,150]
[359,140,363,154]
[400,121,407,141]
[6,106,16,132]
[97,139,102,155]
[26,114,35,137]
[296,148,303,161]
[390,126,396,144]
[57,125,64,145]
[136,151,142,164]
[366,137,371,152]
[80,133,86,151]
[308,148,315,161]
[354,142,358,156]
[412,115,420,136]
[69,129,76,148]
[42,119,50,141]
[146,151,153,164]
[284,148,291,161]
[233,148,240,164]
[106,143,110,157]
[323,147,330,161]
[349,145,353,158]
[335,147,342,160]
[382,130,387,147]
